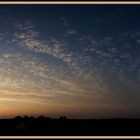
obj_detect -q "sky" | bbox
[0,5,140,119]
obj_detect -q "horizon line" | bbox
[1,116,140,120]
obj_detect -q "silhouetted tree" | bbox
[24,115,29,120]
[37,115,45,121]
[30,116,35,120]
[14,116,22,121]
[45,116,51,120]
[59,116,67,120]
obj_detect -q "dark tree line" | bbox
[0,116,140,136]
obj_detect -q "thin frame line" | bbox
[1,136,140,139]
[0,1,140,4]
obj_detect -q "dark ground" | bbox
[0,116,140,136]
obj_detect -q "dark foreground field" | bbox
[0,116,140,136]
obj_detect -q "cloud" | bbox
[66,30,77,35]
[60,17,78,37]
[6,20,140,117]
[14,21,93,81]
[60,17,70,27]
[15,20,34,30]
[137,39,140,44]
